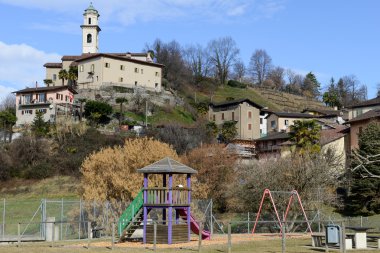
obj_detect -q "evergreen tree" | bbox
[323,77,342,108]
[31,111,50,137]
[220,121,237,143]
[302,72,321,99]
[345,123,380,215]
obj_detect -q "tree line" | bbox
[144,37,368,105]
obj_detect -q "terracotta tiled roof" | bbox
[43,63,62,68]
[210,98,264,109]
[13,85,77,94]
[320,125,348,145]
[346,96,380,109]
[346,109,380,123]
[256,132,290,141]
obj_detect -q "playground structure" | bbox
[118,157,211,244]
[252,189,312,234]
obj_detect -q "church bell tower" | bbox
[81,3,101,54]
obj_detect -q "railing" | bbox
[117,189,144,235]
[145,187,190,206]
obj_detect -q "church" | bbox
[43,3,163,93]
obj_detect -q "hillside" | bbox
[195,85,329,112]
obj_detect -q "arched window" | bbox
[88,18,91,24]
[87,34,92,43]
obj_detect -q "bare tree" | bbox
[183,44,211,82]
[232,59,246,82]
[341,75,367,104]
[207,36,240,85]
[351,151,380,179]
[285,69,304,95]
[0,93,16,111]
[267,66,285,90]
[249,49,273,86]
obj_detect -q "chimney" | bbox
[35,81,38,88]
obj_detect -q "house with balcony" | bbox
[208,99,264,141]
[13,85,77,126]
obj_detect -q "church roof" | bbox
[75,53,164,68]
[84,2,99,15]
[137,157,198,174]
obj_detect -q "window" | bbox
[135,81,138,86]
[260,129,263,134]
[155,83,158,88]
[359,127,363,135]
[134,68,139,73]
[79,65,84,72]
[105,62,110,68]
[284,120,289,126]
[119,77,124,82]
[38,93,46,103]
[24,110,33,115]
[155,72,159,77]
[53,74,57,80]
[120,65,125,70]
[260,118,263,124]
[37,109,47,114]
[65,95,69,102]
[87,34,92,43]
[248,124,252,130]
[248,111,252,119]
[271,120,276,128]
[222,113,225,120]
[213,115,216,121]
[91,64,95,72]
[24,94,32,104]
[56,93,59,99]
[232,112,235,121]
[141,69,143,74]
[88,18,91,24]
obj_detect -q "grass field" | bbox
[1,237,380,253]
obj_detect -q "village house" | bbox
[208,99,264,140]
[43,3,163,92]
[346,109,380,149]
[346,96,380,120]
[13,85,77,126]
[265,112,318,133]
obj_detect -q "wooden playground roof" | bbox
[137,157,198,174]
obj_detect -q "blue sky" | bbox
[0,0,379,99]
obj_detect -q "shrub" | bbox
[227,80,247,89]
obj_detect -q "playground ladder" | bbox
[118,189,144,241]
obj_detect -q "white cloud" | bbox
[0,41,61,93]
[0,0,286,27]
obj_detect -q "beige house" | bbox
[266,112,317,133]
[346,96,380,120]
[208,99,263,140]
[43,3,163,92]
[13,85,77,126]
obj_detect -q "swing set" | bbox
[252,189,312,234]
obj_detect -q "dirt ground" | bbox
[78,233,310,249]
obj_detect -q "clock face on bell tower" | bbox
[81,2,101,54]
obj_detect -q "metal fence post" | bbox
[227,222,231,253]
[281,222,286,253]
[2,198,5,240]
[247,212,250,234]
[154,222,157,252]
[87,221,91,249]
[17,223,20,247]
[210,199,213,236]
[198,221,203,252]
[51,222,55,248]
[61,198,63,241]
[111,222,115,250]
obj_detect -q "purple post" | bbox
[168,173,173,244]
[187,174,191,242]
[163,174,166,225]
[143,173,148,244]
